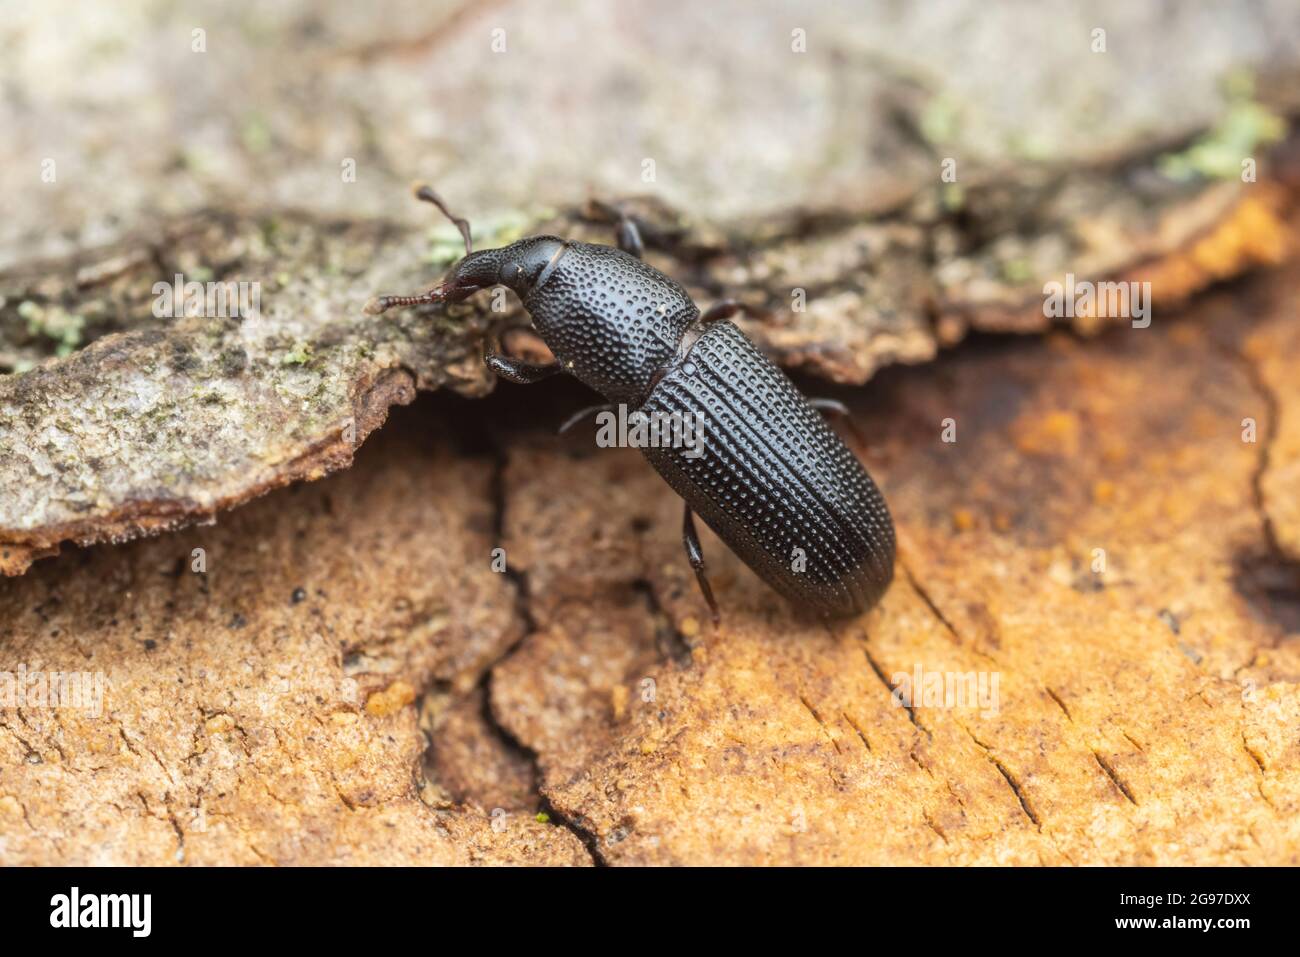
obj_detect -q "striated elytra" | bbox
[368,187,895,622]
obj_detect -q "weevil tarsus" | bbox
[485,347,562,384]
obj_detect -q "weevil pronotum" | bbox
[367,186,895,622]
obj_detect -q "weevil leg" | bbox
[486,353,561,384]
[807,398,850,417]
[589,199,644,258]
[615,215,644,259]
[682,505,721,626]
[557,403,616,435]
[808,397,869,448]
[699,298,772,324]
[484,337,561,384]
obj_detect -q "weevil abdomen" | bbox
[639,320,895,617]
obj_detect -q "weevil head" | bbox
[439,237,566,301]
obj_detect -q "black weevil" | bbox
[367,186,895,622]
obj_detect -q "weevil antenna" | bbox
[413,183,472,255]
[363,291,446,315]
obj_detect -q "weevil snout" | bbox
[442,248,506,298]
[363,212,566,315]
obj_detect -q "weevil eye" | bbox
[502,261,526,286]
